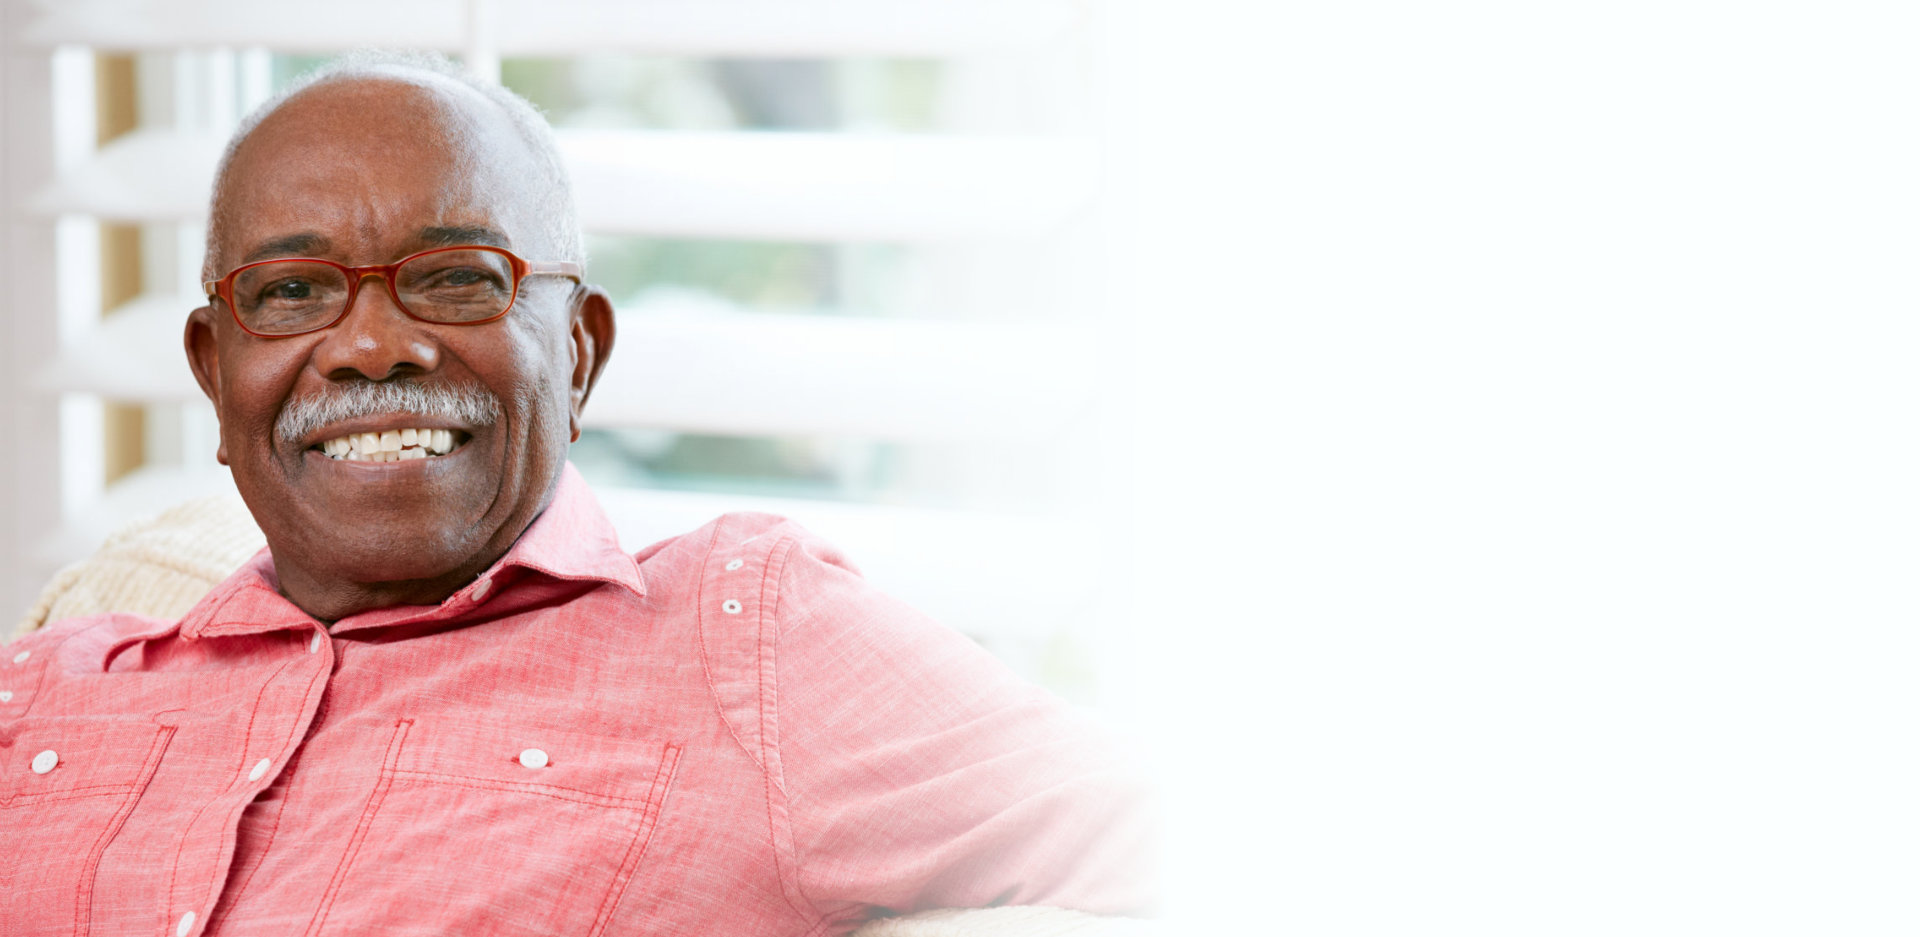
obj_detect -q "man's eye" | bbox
[262,279,316,302]
[433,268,501,289]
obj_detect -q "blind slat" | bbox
[23,0,1081,56]
[33,129,1098,240]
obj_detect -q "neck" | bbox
[273,550,506,623]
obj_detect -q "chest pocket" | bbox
[0,718,175,937]
[309,717,681,937]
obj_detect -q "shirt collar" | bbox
[475,461,645,599]
[180,462,643,640]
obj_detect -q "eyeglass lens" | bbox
[230,249,517,334]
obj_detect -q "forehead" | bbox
[213,77,543,267]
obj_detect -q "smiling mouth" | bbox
[312,427,471,463]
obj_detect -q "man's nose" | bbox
[309,276,442,381]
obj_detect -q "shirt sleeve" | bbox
[766,530,1158,924]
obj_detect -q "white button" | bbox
[30,750,57,774]
[309,632,323,653]
[721,599,742,614]
[176,910,196,936]
[725,559,744,571]
[518,748,549,769]
[248,758,272,782]
[472,578,492,602]
[11,650,27,664]
[0,690,11,703]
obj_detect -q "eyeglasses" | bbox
[203,245,583,338]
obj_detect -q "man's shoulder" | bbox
[626,511,877,669]
[639,511,882,778]
[631,511,860,585]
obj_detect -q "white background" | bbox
[1123,1,1920,933]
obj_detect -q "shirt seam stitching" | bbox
[762,532,827,926]
[696,518,762,771]
[301,717,412,937]
[587,743,683,936]
[78,723,176,937]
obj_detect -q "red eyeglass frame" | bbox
[203,245,583,338]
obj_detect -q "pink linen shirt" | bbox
[0,466,1152,936]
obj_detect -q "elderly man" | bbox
[1,54,1151,936]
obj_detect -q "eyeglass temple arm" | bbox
[527,260,583,281]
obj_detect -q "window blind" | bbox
[2,0,1125,696]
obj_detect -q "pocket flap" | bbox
[390,718,676,809]
[0,718,170,806]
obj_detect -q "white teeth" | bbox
[317,426,460,461]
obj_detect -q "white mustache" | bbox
[275,380,501,445]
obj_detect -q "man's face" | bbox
[186,77,612,621]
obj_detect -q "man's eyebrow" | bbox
[242,233,331,264]
[420,225,510,249]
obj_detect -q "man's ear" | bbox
[566,285,617,443]
[184,305,230,465]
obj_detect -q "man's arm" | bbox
[764,531,1157,926]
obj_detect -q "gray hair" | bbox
[202,50,584,281]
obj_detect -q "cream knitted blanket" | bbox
[13,495,265,640]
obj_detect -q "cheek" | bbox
[492,314,576,426]
[218,341,312,437]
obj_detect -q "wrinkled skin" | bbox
[185,76,615,622]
